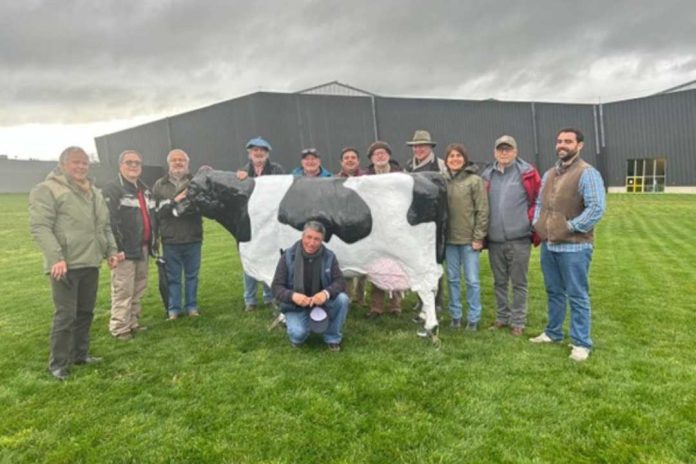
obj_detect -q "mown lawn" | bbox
[0,193,695,463]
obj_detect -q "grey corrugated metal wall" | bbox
[603,90,696,187]
[95,89,696,187]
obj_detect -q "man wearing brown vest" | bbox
[529,128,606,362]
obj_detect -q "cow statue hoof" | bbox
[267,313,286,332]
[416,325,441,348]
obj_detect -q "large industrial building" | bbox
[94,80,696,193]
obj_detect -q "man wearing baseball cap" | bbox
[236,137,285,311]
[480,135,541,336]
[291,148,333,177]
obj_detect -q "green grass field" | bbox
[1,193,695,463]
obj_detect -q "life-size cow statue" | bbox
[179,168,448,337]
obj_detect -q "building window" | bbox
[626,158,666,193]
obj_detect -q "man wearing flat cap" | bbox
[236,137,285,311]
[236,136,284,181]
[292,148,333,177]
[480,135,541,336]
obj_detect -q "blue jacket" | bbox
[291,166,334,177]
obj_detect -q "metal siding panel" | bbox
[604,90,696,187]
[534,103,597,174]
[375,97,536,166]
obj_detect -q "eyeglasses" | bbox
[122,160,142,167]
[301,148,318,156]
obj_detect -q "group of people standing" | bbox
[29,126,605,380]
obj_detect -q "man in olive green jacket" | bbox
[29,146,120,381]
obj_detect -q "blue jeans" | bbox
[163,242,202,315]
[540,243,593,348]
[283,293,350,345]
[445,244,482,323]
[243,272,273,305]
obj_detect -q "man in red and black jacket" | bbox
[480,135,541,336]
[103,149,157,340]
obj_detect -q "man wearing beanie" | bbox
[366,141,402,175]
[364,141,404,316]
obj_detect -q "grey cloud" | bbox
[1,0,695,125]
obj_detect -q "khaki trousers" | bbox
[110,248,149,336]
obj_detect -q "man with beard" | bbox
[236,137,284,311]
[271,221,349,352]
[530,128,606,362]
[153,149,203,320]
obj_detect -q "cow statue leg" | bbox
[416,288,440,346]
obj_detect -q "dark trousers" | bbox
[488,239,532,328]
[49,267,99,370]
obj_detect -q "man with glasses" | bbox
[480,135,541,336]
[292,148,333,177]
[103,150,157,340]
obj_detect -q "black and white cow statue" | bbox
[180,167,448,338]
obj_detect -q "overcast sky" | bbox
[2,0,695,160]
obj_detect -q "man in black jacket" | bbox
[103,150,157,340]
[153,149,203,320]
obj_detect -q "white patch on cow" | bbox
[239,173,442,330]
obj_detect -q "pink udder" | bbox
[366,258,410,291]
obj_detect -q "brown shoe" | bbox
[510,327,524,336]
[327,343,341,352]
[365,311,382,319]
[489,321,509,330]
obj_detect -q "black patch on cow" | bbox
[187,168,254,242]
[407,172,448,263]
[277,177,372,243]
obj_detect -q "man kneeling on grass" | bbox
[271,221,349,352]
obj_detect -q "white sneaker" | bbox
[569,345,590,362]
[529,332,553,343]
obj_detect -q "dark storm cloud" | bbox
[1,0,695,125]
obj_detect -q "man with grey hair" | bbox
[480,135,541,336]
[271,221,349,352]
[153,149,203,320]
[30,146,120,380]
[236,137,284,311]
[103,149,157,340]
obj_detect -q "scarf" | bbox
[293,244,324,297]
[411,151,436,171]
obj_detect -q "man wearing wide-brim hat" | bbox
[405,129,447,174]
[405,130,447,313]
